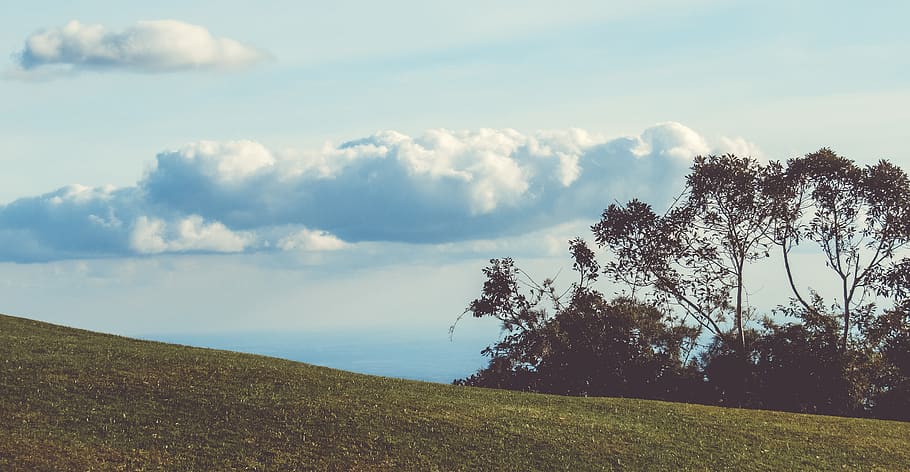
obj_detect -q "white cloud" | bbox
[130,216,169,254]
[13,20,267,74]
[636,121,711,159]
[130,215,253,254]
[278,229,347,252]
[48,184,117,205]
[395,128,532,214]
[156,140,277,182]
[142,123,716,236]
[0,122,761,262]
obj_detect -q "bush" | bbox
[457,280,699,401]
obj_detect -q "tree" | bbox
[865,259,910,420]
[772,149,910,351]
[591,199,728,343]
[450,256,554,380]
[593,154,777,355]
[454,239,698,400]
[682,154,779,352]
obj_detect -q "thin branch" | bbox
[782,240,815,314]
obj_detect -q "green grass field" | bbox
[1,313,908,471]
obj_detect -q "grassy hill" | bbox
[1,314,908,471]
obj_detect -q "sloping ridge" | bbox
[1,313,908,471]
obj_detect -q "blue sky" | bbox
[1,1,909,377]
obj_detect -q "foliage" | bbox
[535,294,698,399]
[455,239,699,400]
[697,312,862,416]
[459,288,699,400]
[591,199,728,339]
[863,302,910,420]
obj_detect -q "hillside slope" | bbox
[1,314,908,471]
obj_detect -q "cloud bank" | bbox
[0,122,759,262]
[12,20,266,75]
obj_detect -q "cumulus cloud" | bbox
[141,123,718,243]
[11,20,266,75]
[0,122,761,262]
[130,215,253,254]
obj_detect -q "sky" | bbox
[1,1,909,380]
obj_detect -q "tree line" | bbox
[452,148,910,421]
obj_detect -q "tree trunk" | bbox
[736,270,747,406]
[841,277,850,351]
[736,272,745,352]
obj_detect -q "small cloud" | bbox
[637,121,711,159]
[278,229,347,252]
[153,140,277,182]
[10,19,267,77]
[130,215,253,254]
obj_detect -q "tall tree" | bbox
[593,154,776,354]
[682,154,779,352]
[773,149,910,350]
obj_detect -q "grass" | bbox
[1,313,908,471]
